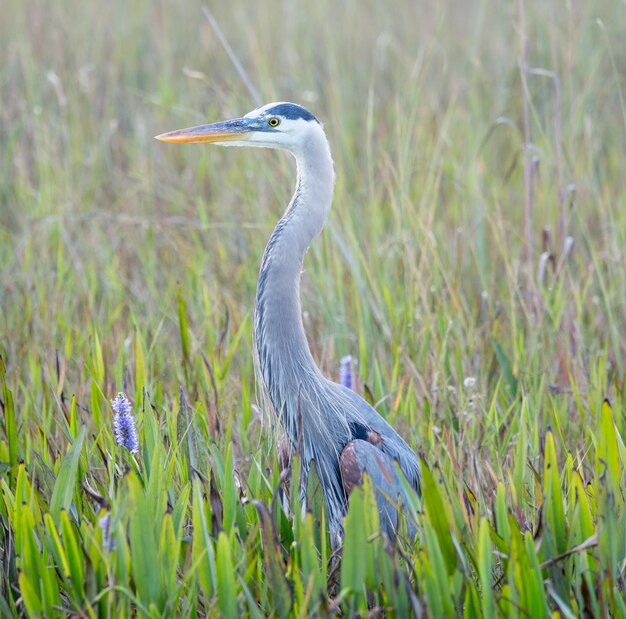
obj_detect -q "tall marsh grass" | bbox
[1,0,625,616]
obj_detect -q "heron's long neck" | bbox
[254,131,335,424]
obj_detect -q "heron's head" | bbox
[156,102,322,153]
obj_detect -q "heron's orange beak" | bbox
[155,118,254,144]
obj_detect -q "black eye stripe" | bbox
[263,103,318,122]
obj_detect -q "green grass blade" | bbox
[340,486,367,611]
[49,426,86,524]
[0,357,18,483]
[252,500,292,618]
[216,532,238,619]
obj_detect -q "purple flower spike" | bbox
[111,392,139,454]
[111,392,133,414]
[339,355,353,391]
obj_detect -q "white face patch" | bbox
[239,116,319,152]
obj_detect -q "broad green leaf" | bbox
[464,581,482,618]
[0,357,17,483]
[513,403,529,506]
[340,485,367,610]
[192,480,217,596]
[253,500,292,618]
[361,475,381,590]
[158,514,179,601]
[597,399,622,490]
[420,458,457,573]
[478,519,495,619]
[177,288,191,362]
[297,512,324,606]
[44,512,71,578]
[222,443,237,533]
[495,481,511,547]
[543,431,566,554]
[523,532,550,619]
[421,524,454,618]
[127,471,160,606]
[68,395,78,438]
[216,532,238,619]
[304,459,327,550]
[177,389,198,482]
[19,573,42,618]
[568,472,594,545]
[61,510,85,599]
[135,328,147,388]
[20,505,60,616]
[49,426,86,524]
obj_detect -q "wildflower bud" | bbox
[98,513,116,551]
[339,355,353,390]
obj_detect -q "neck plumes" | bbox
[253,127,335,436]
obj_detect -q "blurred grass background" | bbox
[1,0,625,616]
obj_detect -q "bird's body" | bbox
[157,102,420,544]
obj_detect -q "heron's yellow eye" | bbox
[268,117,280,127]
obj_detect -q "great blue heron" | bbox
[157,102,420,545]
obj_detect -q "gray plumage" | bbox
[156,102,421,546]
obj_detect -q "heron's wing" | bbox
[340,439,417,538]
[334,383,421,495]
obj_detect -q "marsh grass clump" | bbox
[1,0,625,616]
